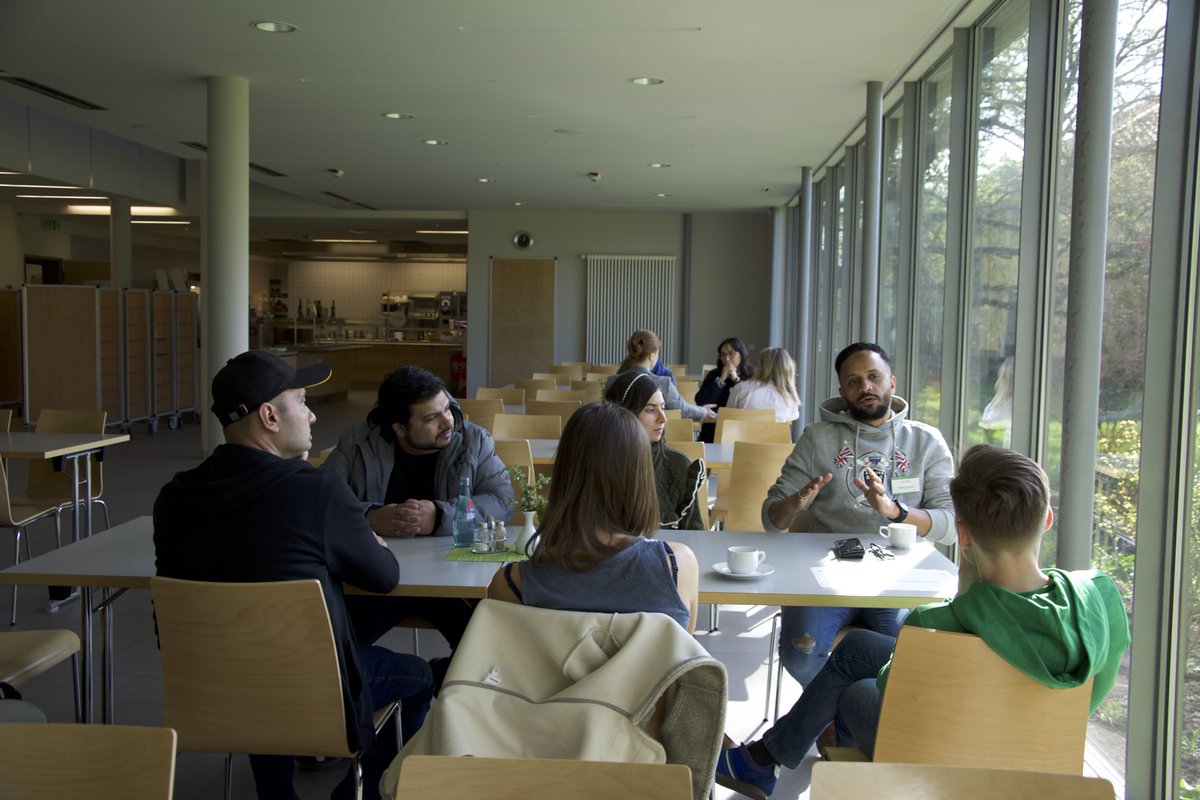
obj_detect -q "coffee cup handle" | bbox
[879,525,889,539]
[756,550,766,564]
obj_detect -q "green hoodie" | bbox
[878,569,1130,713]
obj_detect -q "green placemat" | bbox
[445,547,529,563]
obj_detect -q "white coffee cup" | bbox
[879,522,917,550]
[727,545,766,575]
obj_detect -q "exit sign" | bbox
[41,218,60,231]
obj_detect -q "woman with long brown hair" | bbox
[487,401,699,633]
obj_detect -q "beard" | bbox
[848,391,892,422]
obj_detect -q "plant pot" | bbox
[514,510,538,553]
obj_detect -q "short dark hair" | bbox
[834,342,893,378]
[950,444,1050,553]
[367,366,446,442]
[532,402,659,570]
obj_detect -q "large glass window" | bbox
[814,177,831,401]
[910,58,953,425]
[963,0,1029,451]
[879,104,905,358]
[831,166,849,358]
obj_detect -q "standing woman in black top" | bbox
[694,337,754,443]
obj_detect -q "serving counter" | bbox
[272,340,464,398]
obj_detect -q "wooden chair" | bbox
[494,439,535,505]
[718,419,793,445]
[456,398,504,432]
[0,408,10,432]
[589,364,620,376]
[149,577,399,800]
[536,388,595,403]
[718,441,794,531]
[701,363,717,375]
[585,371,613,382]
[531,372,559,382]
[810,762,1115,800]
[394,755,693,800]
[516,378,558,396]
[667,440,709,530]
[1,451,63,625]
[664,408,683,419]
[712,407,775,442]
[492,413,562,441]
[675,379,700,401]
[0,628,81,721]
[525,399,583,424]
[569,379,603,397]
[665,418,697,443]
[14,409,111,532]
[0,723,178,800]
[548,364,585,382]
[822,627,1094,774]
[476,386,525,406]
[666,363,689,376]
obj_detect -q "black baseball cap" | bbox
[211,350,331,426]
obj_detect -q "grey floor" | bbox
[2,391,818,800]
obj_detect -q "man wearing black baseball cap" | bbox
[154,350,433,800]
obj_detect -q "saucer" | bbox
[712,562,775,580]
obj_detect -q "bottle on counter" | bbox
[453,476,476,547]
[330,299,337,320]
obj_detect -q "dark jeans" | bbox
[345,595,476,649]
[248,644,434,800]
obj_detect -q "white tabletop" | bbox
[0,517,957,608]
[527,439,732,467]
[0,431,131,459]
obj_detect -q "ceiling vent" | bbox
[0,75,106,110]
[249,162,287,178]
[179,141,208,152]
[322,191,376,211]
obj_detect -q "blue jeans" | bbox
[761,629,893,768]
[778,605,905,687]
[249,644,433,800]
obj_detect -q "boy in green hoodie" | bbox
[717,443,1131,797]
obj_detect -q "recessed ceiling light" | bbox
[553,128,583,135]
[312,238,378,243]
[629,77,665,86]
[648,163,670,169]
[422,139,449,146]
[655,193,672,198]
[0,183,82,189]
[16,195,107,200]
[66,204,178,216]
[477,178,494,183]
[0,171,18,175]
[132,220,191,225]
[514,202,524,207]
[415,229,469,235]
[252,20,297,33]
[382,112,415,120]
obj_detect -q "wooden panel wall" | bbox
[24,285,98,421]
[124,290,150,420]
[490,258,555,388]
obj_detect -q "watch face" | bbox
[513,231,533,249]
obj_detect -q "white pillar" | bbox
[109,196,132,287]
[203,76,250,456]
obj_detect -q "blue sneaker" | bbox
[715,744,778,799]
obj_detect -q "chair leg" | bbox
[70,652,82,723]
[763,613,779,722]
[10,527,22,625]
[774,647,785,722]
[223,753,233,800]
[352,753,364,800]
[412,627,420,656]
[94,499,110,532]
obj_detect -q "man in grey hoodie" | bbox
[762,342,957,686]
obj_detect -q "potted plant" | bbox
[507,465,550,551]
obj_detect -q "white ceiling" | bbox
[0,0,961,241]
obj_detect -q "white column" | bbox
[203,76,250,456]
[860,81,883,343]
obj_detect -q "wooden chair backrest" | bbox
[535,389,594,403]
[456,398,504,432]
[0,723,177,800]
[395,755,693,800]
[493,439,534,506]
[25,409,108,501]
[712,407,775,441]
[149,576,351,757]
[585,371,613,382]
[872,627,1094,774]
[0,628,80,686]
[492,413,562,441]
[665,418,697,443]
[810,762,1115,800]
[666,440,709,529]
[530,372,559,382]
[516,378,558,395]
[675,380,700,401]
[589,364,620,376]
[0,408,10,432]
[548,364,585,381]
[665,363,689,376]
[722,441,794,531]
[525,400,583,424]
[476,387,525,405]
[718,419,793,445]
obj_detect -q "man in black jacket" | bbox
[154,350,432,800]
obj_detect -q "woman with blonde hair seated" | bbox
[606,329,715,422]
[728,346,801,423]
[488,401,699,633]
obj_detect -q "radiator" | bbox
[584,254,678,365]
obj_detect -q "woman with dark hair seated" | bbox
[606,370,706,531]
[695,337,754,442]
[487,401,700,633]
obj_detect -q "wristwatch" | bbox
[888,497,910,523]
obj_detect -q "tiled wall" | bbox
[287,260,466,321]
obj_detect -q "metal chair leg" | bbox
[94,499,110,532]
[223,753,233,800]
[10,527,21,625]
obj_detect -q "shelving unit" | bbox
[98,287,123,428]
[123,289,152,431]
[151,291,177,433]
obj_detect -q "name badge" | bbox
[891,477,921,496]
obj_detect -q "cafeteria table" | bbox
[527,439,733,468]
[0,516,956,723]
[0,430,130,723]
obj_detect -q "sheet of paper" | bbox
[811,565,954,596]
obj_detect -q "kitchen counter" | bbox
[260,340,464,397]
